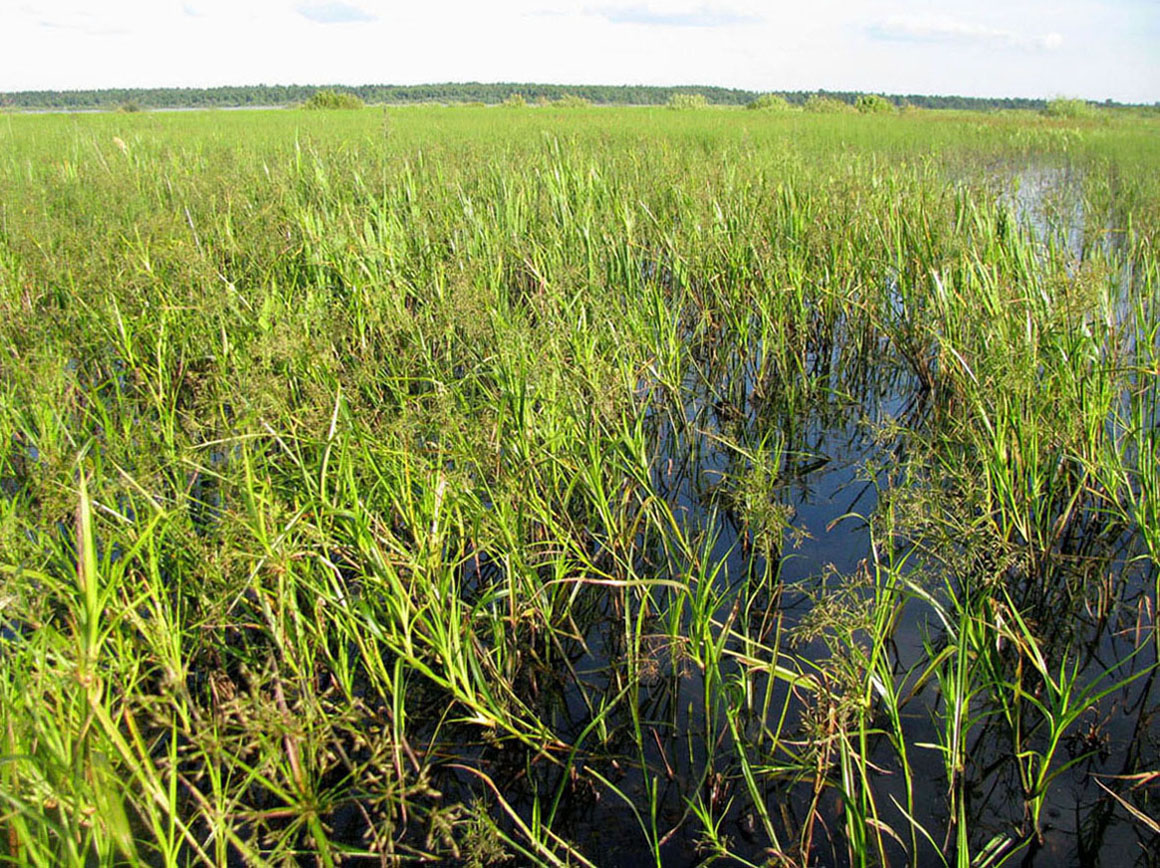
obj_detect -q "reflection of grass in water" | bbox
[0,106,1157,865]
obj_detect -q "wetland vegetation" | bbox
[0,105,1157,866]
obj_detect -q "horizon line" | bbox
[0,80,1150,107]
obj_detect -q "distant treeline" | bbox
[0,82,1140,112]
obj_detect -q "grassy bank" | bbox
[0,106,1157,866]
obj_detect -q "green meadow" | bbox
[0,105,1157,866]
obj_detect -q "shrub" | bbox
[667,93,709,110]
[502,93,527,108]
[303,89,364,110]
[555,95,592,108]
[1044,97,1095,119]
[803,95,854,114]
[118,101,143,113]
[747,93,792,112]
[855,94,894,114]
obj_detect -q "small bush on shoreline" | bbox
[667,93,709,110]
[747,93,792,112]
[804,95,855,113]
[855,94,895,114]
[1044,96,1096,119]
[303,89,364,110]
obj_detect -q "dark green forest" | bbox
[0,81,1093,111]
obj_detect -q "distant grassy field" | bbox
[0,105,1157,866]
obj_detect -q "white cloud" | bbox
[868,14,1064,51]
[587,4,762,27]
[297,2,377,24]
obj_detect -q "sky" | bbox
[2,0,1157,102]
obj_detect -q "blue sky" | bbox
[3,1,1157,102]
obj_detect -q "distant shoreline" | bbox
[2,81,1113,113]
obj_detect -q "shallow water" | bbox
[2,144,1155,864]
[467,169,1160,865]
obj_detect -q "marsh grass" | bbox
[0,106,1157,865]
